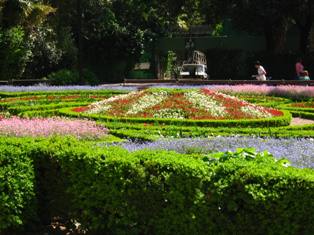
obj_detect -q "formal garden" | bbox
[0,84,313,235]
[1,0,314,234]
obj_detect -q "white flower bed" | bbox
[126,91,168,115]
[153,108,186,119]
[184,91,226,117]
[241,105,272,118]
[87,91,141,114]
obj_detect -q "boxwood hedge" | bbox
[0,138,35,233]
[0,137,313,234]
[60,108,292,128]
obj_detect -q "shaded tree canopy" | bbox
[0,0,314,82]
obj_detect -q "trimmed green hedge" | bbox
[280,106,314,114]
[0,138,35,233]
[0,90,128,98]
[1,137,313,234]
[7,102,90,115]
[290,111,314,120]
[60,108,292,128]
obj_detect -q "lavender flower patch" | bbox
[210,85,314,99]
[150,84,314,99]
[116,137,314,169]
[0,85,135,92]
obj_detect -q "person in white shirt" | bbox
[254,61,267,81]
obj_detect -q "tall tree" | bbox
[0,0,54,30]
[229,0,291,54]
[47,0,203,82]
[288,0,314,54]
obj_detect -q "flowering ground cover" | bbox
[151,84,314,99]
[113,137,314,169]
[0,117,108,139]
[82,88,283,120]
[1,94,109,102]
[211,85,314,99]
[0,85,134,92]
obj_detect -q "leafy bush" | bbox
[24,26,63,80]
[0,27,31,80]
[61,107,292,128]
[1,137,313,234]
[204,149,314,234]
[0,138,35,232]
[47,69,99,85]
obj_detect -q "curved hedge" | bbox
[59,108,292,128]
[1,137,313,234]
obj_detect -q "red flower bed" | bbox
[291,102,314,108]
[72,107,90,113]
[84,89,284,120]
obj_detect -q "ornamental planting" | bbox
[0,117,108,139]
[79,88,283,120]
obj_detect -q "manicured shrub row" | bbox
[0,138,35,233]
[20,110,61,118]
[0,90,127,98]
[280,106,314,113]
[1,137,313,234]
[103,120,314,140]
[290,111,314,120]
[61,108,292,128]
[238,96,292,108]
[109,125,314,141]
[7,102,90,115]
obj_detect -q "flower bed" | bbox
[0,117,108,139]
[0,85,134,92]
[290,101,314,109]
[0,95,109,103]
[151,85,314,99]
[81,88,283,120]
[113,137,314,169]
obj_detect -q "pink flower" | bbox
[0,117,108,139]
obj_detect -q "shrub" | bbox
[47,69,78,85]
[0,138,313,234]
[0,27,31,80]
[205,149,314,234]
[0,138,35,232]
[47,69,99,85]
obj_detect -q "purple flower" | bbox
[108,137,314,169]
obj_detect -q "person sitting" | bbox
[299,70,310,80]
[295,58,305,80]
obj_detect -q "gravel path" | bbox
[290,118,314,126]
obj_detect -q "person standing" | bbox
[254,61,267,81]
[295,58,305,79]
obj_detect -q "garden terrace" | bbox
[0,137,313,234]
[0,85,313,234]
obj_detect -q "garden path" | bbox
[290,118,314,126]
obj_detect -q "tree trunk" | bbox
[299,26,312,54]
[296,13,313,54]
[264,18,288,54]
[77,0,84,84]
